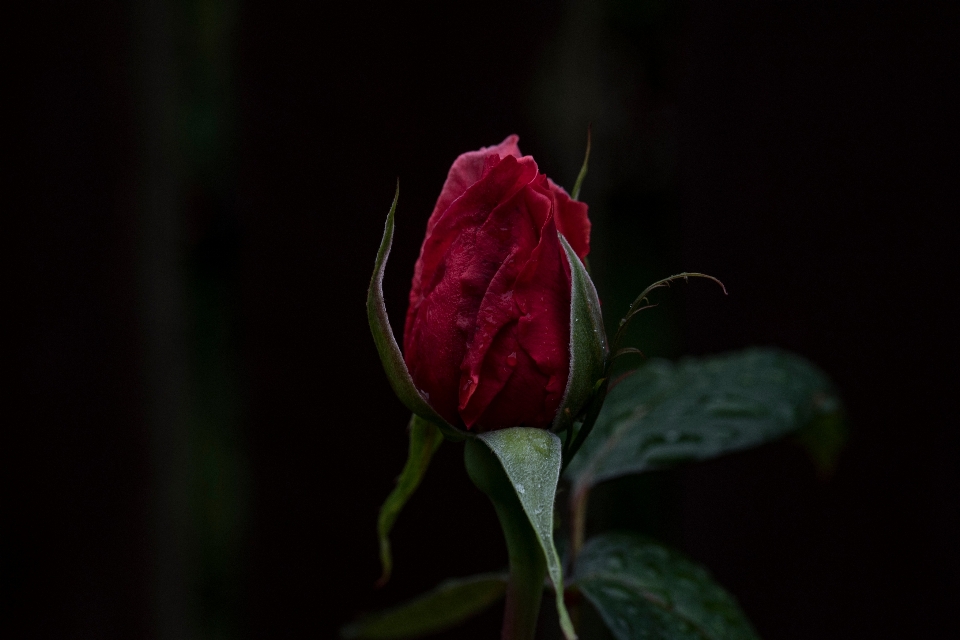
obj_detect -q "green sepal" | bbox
[474,428,578,640]
[564,347,841,495]
[571,126,591,202]
[376,414,444,587]
[573,532,759,640]
[341,572,508,639]
[553,234,608,437]
[367,183,464,441]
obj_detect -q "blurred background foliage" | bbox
[13,0,957,638]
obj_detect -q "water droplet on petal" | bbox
[506,352,517,366]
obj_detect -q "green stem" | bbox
[465,439,547,640]
[569,484,589,565]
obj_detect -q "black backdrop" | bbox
[13,0,958,638]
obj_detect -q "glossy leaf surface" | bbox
[554,234,608,435]
[565,348,839,493]
[477,428,577,640]
[341,572,508,639]
[367,184,463,440]
[573,533,759,640]
[376,415,444,587]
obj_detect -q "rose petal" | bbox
[511,208,571,427]
[407,154,538,323]
[547,177,590,260]
[403,138,591,432]
[457,186,548,425]
[468,341,551,431]
[426,135,522,237]
[403,153,538,426]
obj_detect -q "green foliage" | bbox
[475,428,578,640]
[573,533,759,640]
[366,183,463,441]
[340,573,508,639]
[376,415,444,587]
[363,189,845,639]
[554,235,608,436]
[565,348,840,494]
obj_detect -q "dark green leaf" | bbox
[477,428,577,640]
[573,532,759,640]
[554,235,608,436]
[565,348,840,494]
[341,572,508,639]
[376,415,444,587]
[367,184,463,441]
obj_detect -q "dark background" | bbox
[12,0,958,638]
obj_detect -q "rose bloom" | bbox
[403,136,590,432]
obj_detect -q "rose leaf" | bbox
[341,572,508,639]
[564,348,842,519]
[573,532,759,640]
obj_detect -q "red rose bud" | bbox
[403,136,591,432]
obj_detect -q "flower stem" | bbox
[465,439,547,640]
